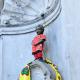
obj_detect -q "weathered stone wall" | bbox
[0,0,80,80]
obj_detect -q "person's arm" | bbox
[35,35,46,46]
[34,39,46,46]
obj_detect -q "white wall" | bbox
[61,0,80,80]
[0,36,2,80]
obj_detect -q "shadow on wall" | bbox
[0,0,4,12]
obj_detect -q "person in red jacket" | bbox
[32,25,46,60]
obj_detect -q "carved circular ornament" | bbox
[0,0,61,35]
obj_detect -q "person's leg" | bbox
[44,62,56,79]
